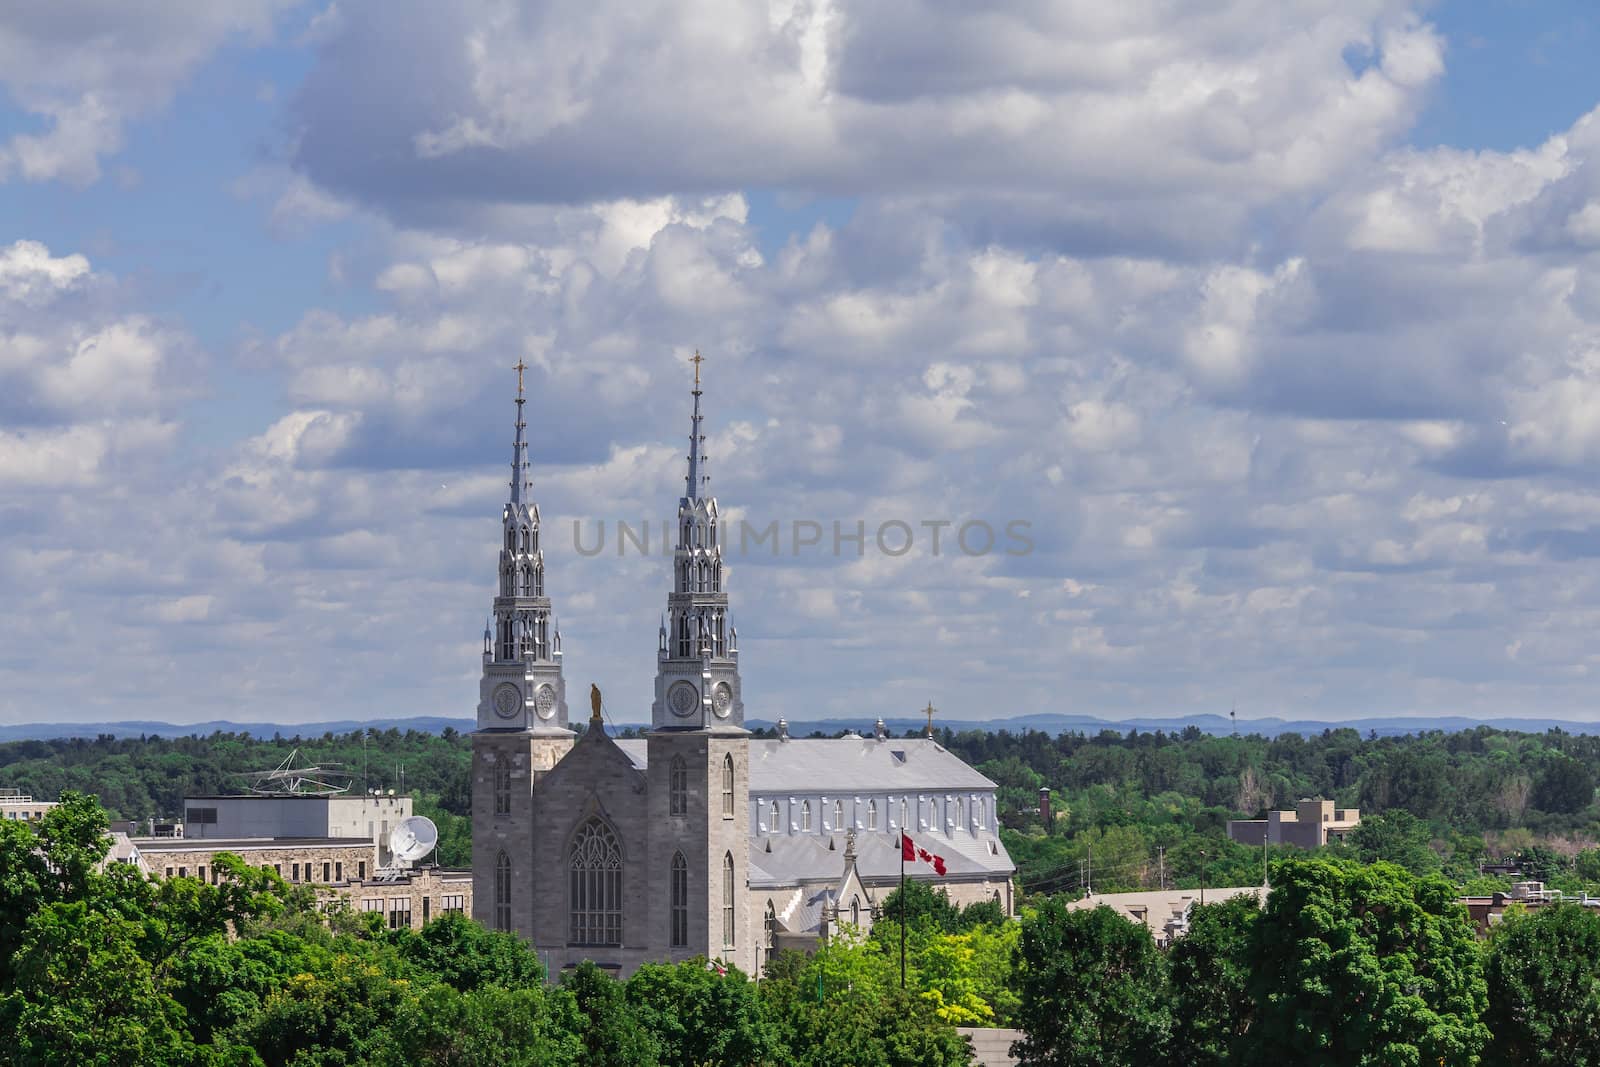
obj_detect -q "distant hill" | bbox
[0,717,476,742]
[3,711,1598,742]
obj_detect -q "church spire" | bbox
[652,349,744,732]
[511,359,531,506]
[475,362,569,734]
[684,350,706,504]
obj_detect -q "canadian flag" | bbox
[900,832,947,876]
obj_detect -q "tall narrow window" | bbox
[770,799,781,831]
[494,760,512,816]
[764,900,776,954]
[671,852,689,947]
[722,852,736,948]
[494,851,511,932]
[721,754,735,818]
[900,798,908,830]
[670,756,688,816]
[800,801,812,832]
[867,800,879,831]
[570,818,623,946]
[833,798,844,829]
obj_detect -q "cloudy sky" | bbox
[4,1,1600,727]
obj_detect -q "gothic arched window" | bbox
[833,798,844,829]
[899,798,908,829]
[764,900,776,961]
[850,896,860,928]
[569,818,623,946]
[721,755,735,818]
[722,852,736,948]
[770,799,781,832]
[800,801,812,832]
[670,852,689,947]
[867,799,878,831]
[670,756,688,816]
[494,760,512,816]
[494,851,511,932]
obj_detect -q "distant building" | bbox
[1066,886,1266,947]
[1458,881,1600,935]
[1,789,56,823]
[110,832,471,931]
[1228,798,1359,849]
[181,793,413,863]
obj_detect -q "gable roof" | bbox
[612,736,996,793]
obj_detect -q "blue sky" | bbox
[5,1,1600,726]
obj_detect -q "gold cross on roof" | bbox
[513,359,528,399]
[690,349,704,387]
[923,701,937,737]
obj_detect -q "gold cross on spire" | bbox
[690,349,704,388]
[923,701,937,738]
[513,359,528,399]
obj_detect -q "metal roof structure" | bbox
[611,736,998,793]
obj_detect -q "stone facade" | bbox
[471,371,1015,978]
[120,834,471,932]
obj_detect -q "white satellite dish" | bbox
[388,815,438,866]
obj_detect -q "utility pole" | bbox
[1158,846,1166,891]
[1086,843,1093,897]
[1199,849,1207,906]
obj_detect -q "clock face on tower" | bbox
[534,684,557,719]
[712,682,733,718]
[492,683,522,719]
[668,681,699,717]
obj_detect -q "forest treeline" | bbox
[936,723,1600,895]
[8,722,1600,891]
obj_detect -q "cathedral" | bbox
[470,362,1014,976]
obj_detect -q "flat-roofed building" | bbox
[1,789,56,822]
[181,793,412,863]
[1228,798,1359,849]
[111,832,470,931]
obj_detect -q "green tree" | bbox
[1,901,195,1067]
[372,983,585,1066]
[1346,809,1440,876]
[1245,858,1488,1067]
[1165,895,1259,1067]
[560,960,661,1067]
[760,944,971,1067]
[1012,901,1169,1067]
[393,912,546,993]
[1532,756,1595,814]
[1483,905,1600,1066]
[624,959,779,1067]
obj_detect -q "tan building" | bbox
[1228,798,1359,849]
[112,833,470,931]
[1066,886,1266,947]
[1,789,56,823]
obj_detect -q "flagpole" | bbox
[900,830,907,989]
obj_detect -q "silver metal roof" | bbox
[749,831,1013,887]
[612,737,997,793]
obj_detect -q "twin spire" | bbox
[510,351,708,511]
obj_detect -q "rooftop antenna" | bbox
[239,749,351,796]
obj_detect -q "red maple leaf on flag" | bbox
[900,832,948,877]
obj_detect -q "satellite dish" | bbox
[388,816,438,866]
